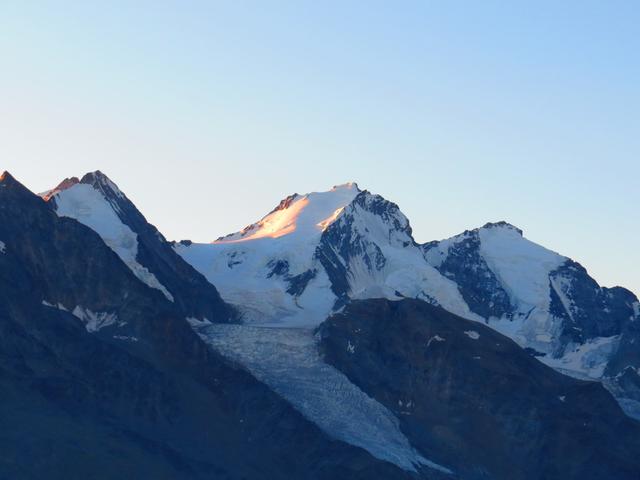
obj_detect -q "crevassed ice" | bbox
[193,323,451,474]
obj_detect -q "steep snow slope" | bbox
[52,181,174,301]
[44,171,233,323]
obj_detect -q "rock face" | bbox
[44,171,234,323]
[0,172,413,480]
[318,298,640,480]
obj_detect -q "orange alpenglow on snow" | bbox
[214,183,359,244]
[215,197,311,243]
[317,207,346,232]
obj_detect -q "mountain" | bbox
[175,184,640,418]
[0,171,418,479]
[423,222,640,416]
[43,171,234,324]
[4,171,639,478]
[318,298,640,480]
[175,183,478,326]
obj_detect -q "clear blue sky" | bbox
[1,1,638,294]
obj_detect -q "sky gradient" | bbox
[1,1,638,295]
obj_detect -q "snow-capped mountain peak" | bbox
[40,177,80,201]
[80,170,126,200]
[215,182,360,244]
[41,171,233,323]
[176,183,479,325]
[43,173,174,301]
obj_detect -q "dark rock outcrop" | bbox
[318,298,640,480]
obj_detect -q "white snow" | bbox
[51,183,174,302]
[113,335,139,342]
[347,340,356,354]
[193,323,451,474]
[41,300,68,311]
[541,336,620,380]
[71,306,119,332]
[218,183,359,245]
[0,240,5,254]
[464,330,480,340]
[427,335,446,348]
[476,225,567,354]
[332,198,482,322]
[186,316,213,326]
[43,300,120,332]
[479,224,565,313]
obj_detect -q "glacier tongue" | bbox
[192,323,451,474]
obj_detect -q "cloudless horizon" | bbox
[1,1,638,295]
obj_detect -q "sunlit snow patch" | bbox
[193,323,451,474]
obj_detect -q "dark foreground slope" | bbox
[0,172,409,480]
[318,298,640,480]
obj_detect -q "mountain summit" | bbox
[43,171,233,323]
